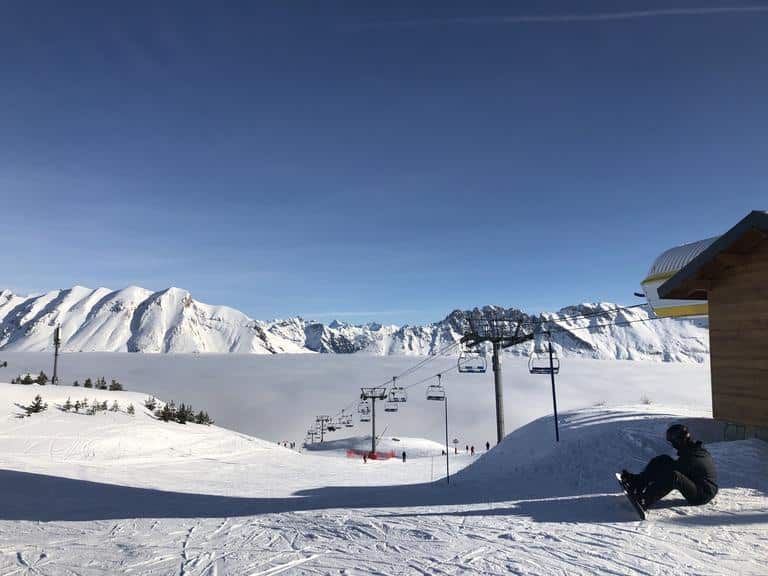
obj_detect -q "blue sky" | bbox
[1,1,766,324]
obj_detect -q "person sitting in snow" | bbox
[622,424,718,510]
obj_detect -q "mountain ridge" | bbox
[0,285,709,362]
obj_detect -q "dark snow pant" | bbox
[639,455,711,507]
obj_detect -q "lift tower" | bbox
[461,315,534,444]
[360,387,388,454]
[52,325,61,385]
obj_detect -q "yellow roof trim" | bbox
[641,271,677,285]
[653,303,709,318]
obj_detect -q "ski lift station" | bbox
[647,210,768,439]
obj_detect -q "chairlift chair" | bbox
[426,383,446,401]
[389,386,408,403]
[528,342,560,375]
[384,399,399,413]
[458,349,487,374]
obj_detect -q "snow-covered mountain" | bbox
[0,286,709,362]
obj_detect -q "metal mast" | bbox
[52,325,61,385]
[461,314,534,444]
[360,387,387,454]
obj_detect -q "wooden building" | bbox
[659,211,768,434]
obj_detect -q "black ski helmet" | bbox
[666,424,690,447]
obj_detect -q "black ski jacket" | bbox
[676,441,718,502]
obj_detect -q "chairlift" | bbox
[458,349,487,374]
[389,386,407,403]
[528,339,560,375]
[384,399,399,413]
[359,412,371,423]
[327,423,338,432]
[426,383,445,401]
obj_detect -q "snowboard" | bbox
[615,472,646,520]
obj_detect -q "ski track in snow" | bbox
[0,376,764,574]
[0,488,765,574]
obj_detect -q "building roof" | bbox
[659,210,768,300]
[642,236,719,285]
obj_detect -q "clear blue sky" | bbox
[1,1,766,324]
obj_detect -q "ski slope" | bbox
[0,380,765,575]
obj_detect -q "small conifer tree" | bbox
[84,378,93,388]
[158,401,176,422]
[25,395,47,414]
[21,374,34,385]
[127,404,135,415]
[63,397,72,411]
[108,379,123,391]
[110,400,119,412]
[144,397,157,411]
[176,403,189,424]
[73,380,80,387]
[74,400,81,413]
[101,400,108,411]
[37,371,48,385]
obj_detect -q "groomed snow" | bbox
[0,362,765,574]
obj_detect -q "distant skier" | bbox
[486,441,490,451]
[621,424,718,510]
[470,445,475,456]
[402,451,406,463]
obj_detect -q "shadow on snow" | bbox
[0,468,763,524]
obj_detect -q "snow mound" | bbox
[453,405,765,500]
[0,383,288,473]
[304,435,445,457]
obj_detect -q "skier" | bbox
[486,441,490,451]
[470,445,475,456]
[402,451,406,463]
[621,424,718,510]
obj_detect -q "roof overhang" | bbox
[659,211,768,301]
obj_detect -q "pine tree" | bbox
[37,371,48,385]
[110,400,119,412]
[127,404,135,415]
[108,379,123,391]
[25,395,47,414]
[63,397,72,411]
[73,380,80,387]
[176,403,188,424]
[84,378,93,388]
[74,400,81,413]
[21,374,34,385]
[158,401,176,422]
[144,397,157,411]
[101,400,108,411]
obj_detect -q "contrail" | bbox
[366,5,768,28]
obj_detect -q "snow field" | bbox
[0,356,764,574]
